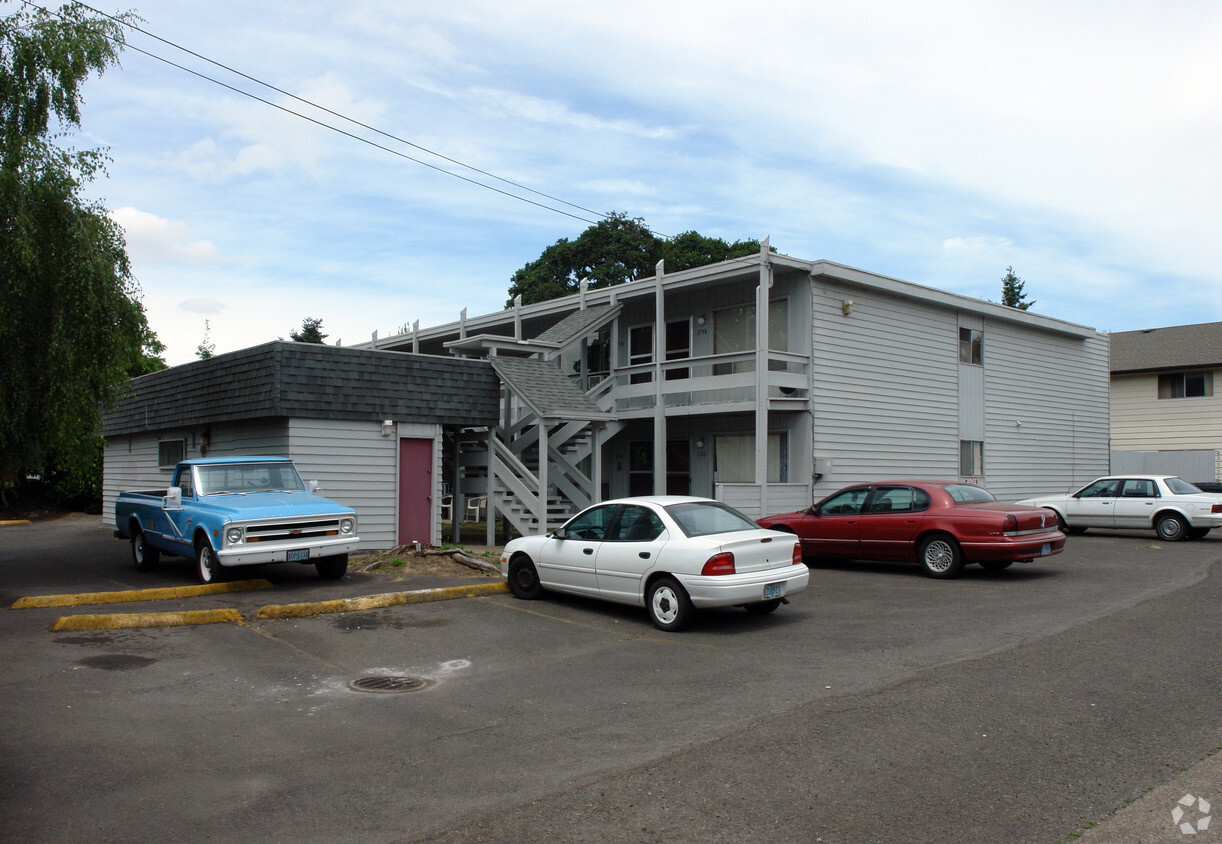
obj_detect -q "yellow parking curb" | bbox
[49,608,244,631]
[11,579,275,610]
[255,581,510,619]
[0,519,32,526]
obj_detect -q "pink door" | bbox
[398,438,433,545]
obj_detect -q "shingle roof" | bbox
[1110,322,1222,373]
[102,342,500,436]
[489,357,611,420]
[533,304,619,346]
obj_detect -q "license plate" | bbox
[287,548,310,562]
[1040,543,1051,556]
[763,582,785,599]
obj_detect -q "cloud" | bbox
[943,236,1015,254]
[178,299,226,315]
[110,207,224,264]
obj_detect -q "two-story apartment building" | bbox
[1110,321,1222,483]
[103,245,1110,551]
[367,242,1110,543]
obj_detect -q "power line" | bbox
[30,0,604,226]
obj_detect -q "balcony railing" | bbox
[600,350,810,413]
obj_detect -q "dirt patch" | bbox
[351,546,503,578]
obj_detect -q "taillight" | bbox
[702,552,736,576]
[792,543,803,565]
[1213,504,1222,514]
[1003,514,1018,534]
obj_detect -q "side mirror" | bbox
[551,527,566,540]
[164,487,182,508]
[307,480,320,494]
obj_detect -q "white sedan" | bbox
[1018,475,1222,541]
[500,496,809,631]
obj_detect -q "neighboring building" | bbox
[101,342,500,549]
[367,244,1110,539]
[103,247,1111,552]
[1110,322,1222,483]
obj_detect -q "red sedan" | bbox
[756,480,1065,579]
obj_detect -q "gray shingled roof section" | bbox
[532,304,617,346]
[102,342,500,436]
[1110,322,1222,373]
[490,357,608,418]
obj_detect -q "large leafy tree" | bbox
[1000,265,1035,310]
[507,212,762,305]
[0,4,156,505]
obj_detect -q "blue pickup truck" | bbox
[114,456,359,583]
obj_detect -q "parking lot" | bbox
[2,514,1221,843]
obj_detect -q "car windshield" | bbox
[195,462,305,496]
[665,501,760,538]
[942,484,998,504]
[1165,477,1203,495]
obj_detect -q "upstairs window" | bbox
[959,327,983,365]
[1158,371,1212,399]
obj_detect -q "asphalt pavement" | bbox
[2,514,1220,843]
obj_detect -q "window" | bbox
[959,440,984,477]
[664,500,758,538]
[959,327,983,365]
[1119,479,1157,498]
[713,300,789,374]
[817,487,870,515]
[1158,371,1212,399]
[629,325,653,384]
[1077,479,1119,498]
[158,439,185,467]
[607,505,665,542]
[562,504,620,541]
[866,486,931,514]
[714,433,787,483]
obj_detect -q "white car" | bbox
[500,496,809,631]
[1018,475,1222,542]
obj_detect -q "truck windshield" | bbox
[195,463,306,496]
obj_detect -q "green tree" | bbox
[507,212,762,305]
[1001,265,1035,310]
[0,3,156,507]
[290,316,328,344]
[196,319,215,359]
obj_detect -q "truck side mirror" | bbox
[307,480,319,494]
[164,487,182,508]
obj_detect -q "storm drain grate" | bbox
[348,675,434,694]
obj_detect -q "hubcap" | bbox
[924,541,953,573]
[1161,519,1182,539]
[652,587,678,624]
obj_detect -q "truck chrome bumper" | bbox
[216,536,361,566]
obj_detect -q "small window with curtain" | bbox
[158,439,185,468]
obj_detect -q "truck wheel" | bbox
[196,540,222,584]
[315,554,348,580]
[131,530,160,572]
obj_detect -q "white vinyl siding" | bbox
[286,417,408,551]
[810,282,960,490]
[1112,370,1222,451]
[981,319,1110,498]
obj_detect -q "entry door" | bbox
[398,438,433,545]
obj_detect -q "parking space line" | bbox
[254,581,509,619]
[10,579,275,610]
[49,608,244,631]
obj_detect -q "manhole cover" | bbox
[348,675,433,694]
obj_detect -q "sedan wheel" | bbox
[919,534,964,579]
[1156,513,1188,542]
[507,556,545,600]
[646,576,693,631]
[196,540,222,584]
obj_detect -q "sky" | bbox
[37,0,1222,365]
